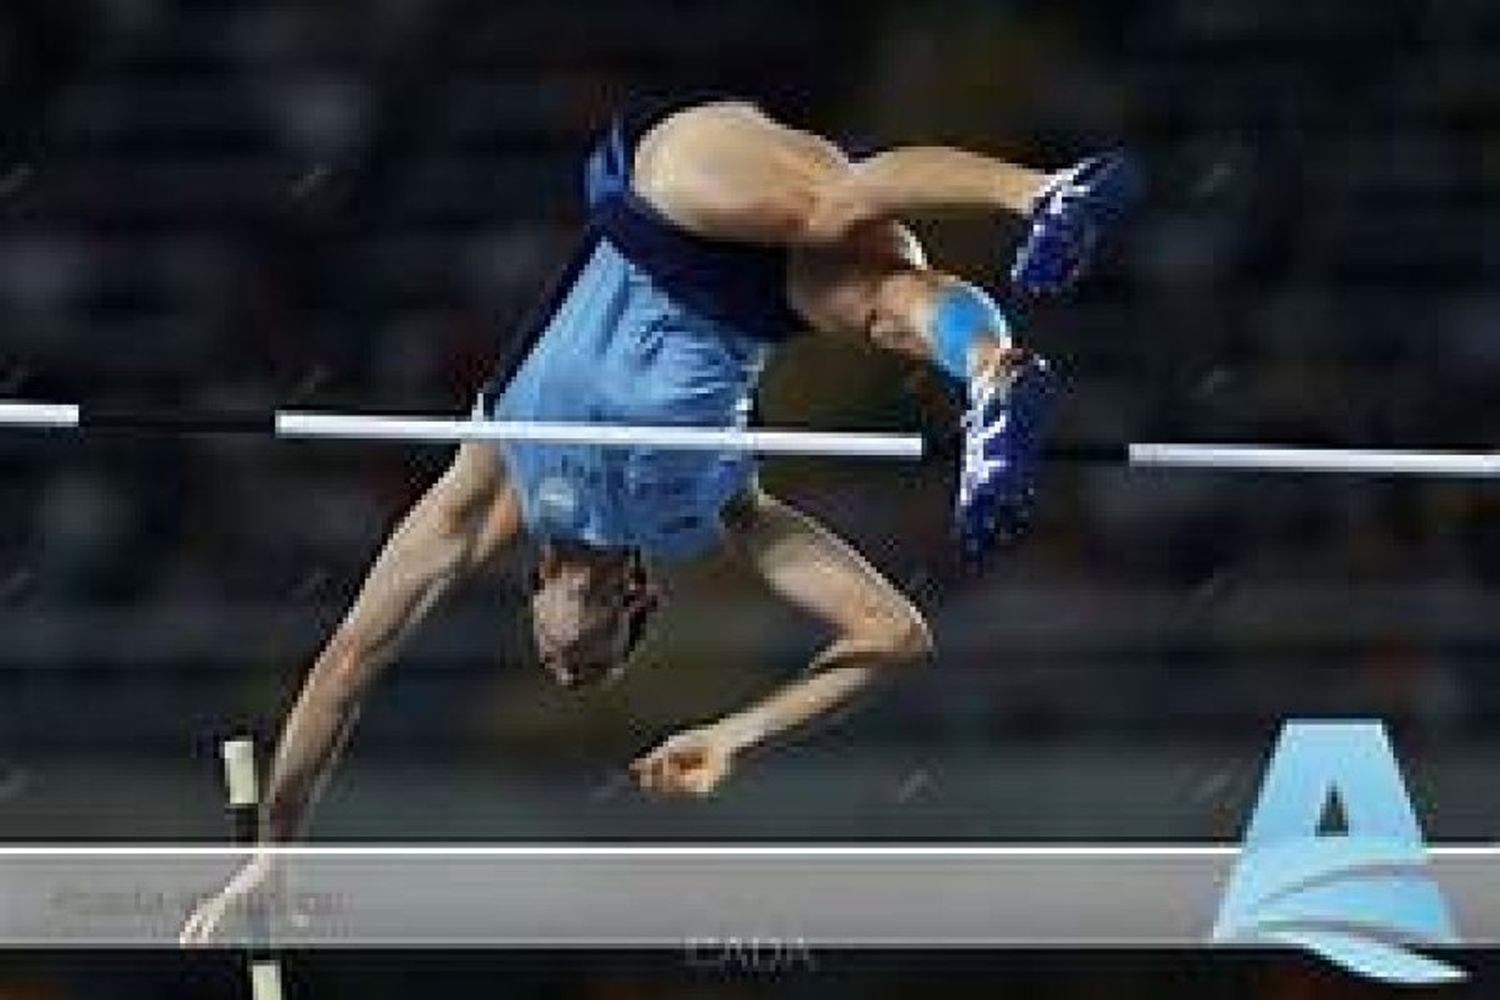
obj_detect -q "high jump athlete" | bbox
[181,95,1137,943]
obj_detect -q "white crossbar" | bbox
[273,411,924,459]
[1129,443,1500,478]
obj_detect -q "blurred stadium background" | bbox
[4,0,1500,847]
[0,0,1497,895]
[5,0,1500,995]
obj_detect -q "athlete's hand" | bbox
[630,726,738,797]
[178,852,277,947]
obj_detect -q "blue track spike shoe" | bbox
[1010,151,1143,295]
[956,353,1059,562]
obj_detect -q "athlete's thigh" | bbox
[632,101,852,244]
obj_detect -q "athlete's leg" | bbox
[631,488,931,796]
[788,234,1018,382]
[633,101,1051,246]
[788,228,1057,561]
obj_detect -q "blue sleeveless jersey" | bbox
[478,98,796,559]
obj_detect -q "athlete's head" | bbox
[530,541,660,689]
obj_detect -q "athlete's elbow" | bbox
[896,614,936,665]
[863,608,934,666]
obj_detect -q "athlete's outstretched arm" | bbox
[260,443,520,842]
[631,490,932,796]
[181,443,521,944]
[634,102,1050,247]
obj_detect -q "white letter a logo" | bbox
[1213,720,1463,984]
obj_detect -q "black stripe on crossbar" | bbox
[1047,442,1131,464]
[81,409,275,435]
[926,436,1131,464]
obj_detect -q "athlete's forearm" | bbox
[260,653,366,842]
[260,598,456,842]
[708,637,914,753]
[258,464,499,841]
[812,147,1049,237]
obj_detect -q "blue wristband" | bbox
[929,282,1010,382]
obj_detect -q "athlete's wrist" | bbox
[704,714,764,754]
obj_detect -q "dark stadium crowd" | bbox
[2,0,1498,846]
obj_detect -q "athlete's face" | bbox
[531,543,659,689]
